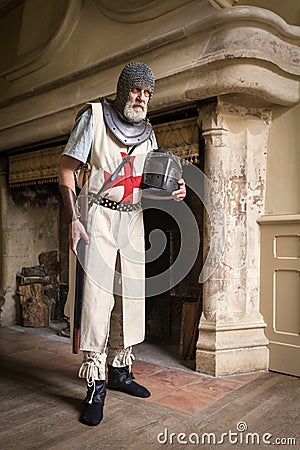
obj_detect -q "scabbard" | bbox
[72,163,91,354]
[72,236,86,353]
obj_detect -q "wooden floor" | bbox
[0,326,299,450]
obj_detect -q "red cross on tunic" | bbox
[103,152,142,204]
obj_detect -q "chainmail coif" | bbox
[114,61,155,118]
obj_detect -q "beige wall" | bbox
[265,103,300,215]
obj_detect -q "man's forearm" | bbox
[59,185,80,223]
[58,155,81,222]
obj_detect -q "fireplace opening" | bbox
[8,105,204,368]
[143,108,204,366]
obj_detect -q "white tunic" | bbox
[64,102,154,352]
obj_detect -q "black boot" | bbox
[107,365,151,398]
[80,380,106,426]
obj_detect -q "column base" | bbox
[196,320,269,376]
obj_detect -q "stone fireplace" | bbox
[4,108,204,362]
[0,0,299,376]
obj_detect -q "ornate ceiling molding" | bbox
[94,0,195,23]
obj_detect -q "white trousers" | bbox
[79,253,135,381]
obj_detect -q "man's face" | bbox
[129,86,151,108]
[123,85,151,123]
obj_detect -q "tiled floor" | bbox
[134,361,260,414]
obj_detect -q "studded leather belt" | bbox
[88,193,141,212]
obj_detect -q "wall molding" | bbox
[258,215,300,225]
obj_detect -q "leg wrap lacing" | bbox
[107,346,135,370]
[79,351,107,382]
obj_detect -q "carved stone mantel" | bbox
[93,0,196,23]
[0,2,299,151]
[196,97,270,375]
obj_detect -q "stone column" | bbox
[196,97,270,376]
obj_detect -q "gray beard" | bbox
[123,101,147,123]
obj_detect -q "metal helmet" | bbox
[114,61,155,117]
[142,149,183,195]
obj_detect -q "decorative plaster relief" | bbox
[8,146,63,187]
[94,0,195,23]
[154,117,200,163]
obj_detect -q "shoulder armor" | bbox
[102,101,152,146]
